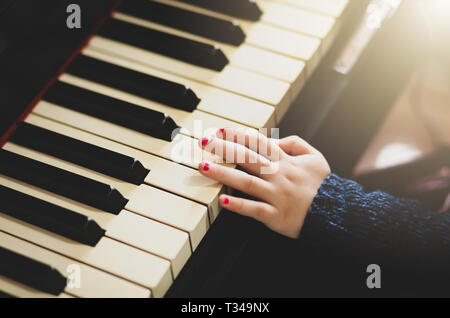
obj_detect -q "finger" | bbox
[277,135,317,156]
[219,194,276,225]
[199,136,271,176]
[198,161,273,200]
[217,127,285,162]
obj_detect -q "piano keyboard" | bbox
[0,0,349,298]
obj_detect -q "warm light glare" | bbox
[420,0,450,62]
[375,143,422,169]
[425,0,450,12]
[422,0,450,30]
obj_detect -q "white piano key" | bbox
[87,37,291,123]
[24,113,223,227]
[0,214,172,298]
[241,22,321,73]
[257,0,336,39]
[59,73,258,134]
[0,174,191,279]
[274,0,349,18]
[81,48,277,128]
[0,231,151,298]
[2,142,211,249]
[268,0,348,54]
[155,0,321,70]
[87,35,291,113]
[113,11,306,98]
[32,100,226,170]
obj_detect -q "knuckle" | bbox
[254,207,264,220]
[291,135,303,145]
[236,144,248,163]
[245,175,257,192]
[284,135,298,143]
[256,205,273,223]
[285,171,299,184]
[260,161,277,175]
[235,127,245,142]
[235,198,244,211]
[208,139,220,156]
[216,166,230,182]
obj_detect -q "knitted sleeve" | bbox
[301,173,450,263]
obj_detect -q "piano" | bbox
[0,0,361,297]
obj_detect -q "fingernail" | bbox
[201,162,210,171]
[223,197,230,204]
[201,137,209,147]
[217,129,225,138]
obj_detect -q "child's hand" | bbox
[198,128,331,239]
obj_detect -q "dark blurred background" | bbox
[280,0,450,212]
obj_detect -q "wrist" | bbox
[299,173,345,238]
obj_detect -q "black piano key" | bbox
[42,80,179,142]
[0,149,128,215]
[97,18,229,71]
[0,185,105,247]
[9,122,150,185]
[178,0,263,21]
[0,247,67,295]
[66,54,200,113]
[118,0,246,46]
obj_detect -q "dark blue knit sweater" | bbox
[299,173,450,295]
[303,173,450,251]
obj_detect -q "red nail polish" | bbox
[224,197,230,204]
[219,128,225,134]
[202,162,210,171]
[201,137,209,146]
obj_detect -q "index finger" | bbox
[217,127,285,162]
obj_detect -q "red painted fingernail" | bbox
[219,128,225,134]
[224,197,230,204]
[201,137,209,147]
[202,162,210,171]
